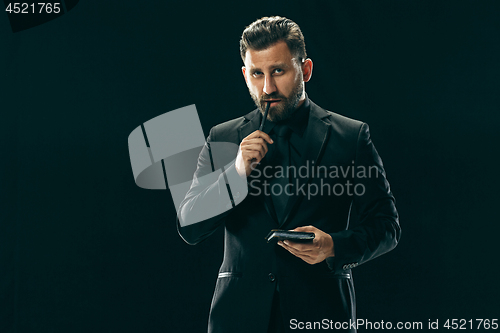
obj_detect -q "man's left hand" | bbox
[278,225,335,265]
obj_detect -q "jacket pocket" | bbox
[322,271,351,279]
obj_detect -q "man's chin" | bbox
[267,108,290,123]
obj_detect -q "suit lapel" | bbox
[239,109,261,140]
[280,102,331,228]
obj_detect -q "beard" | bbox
[250,79,304,123]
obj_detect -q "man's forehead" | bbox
[244,41,296,68]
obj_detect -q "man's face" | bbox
[242,41,308,122]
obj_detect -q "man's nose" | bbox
[263,75,277,95]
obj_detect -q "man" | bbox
[177,16,401,332]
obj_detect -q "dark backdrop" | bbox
[2,1,499,332]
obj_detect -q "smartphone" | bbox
[265,229,315,243]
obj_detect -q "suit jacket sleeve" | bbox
[327,123,401,271]
[176,127,246,245]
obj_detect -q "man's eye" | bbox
[252,71,263,77]
[274,68,284,74]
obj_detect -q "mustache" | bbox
[260,93,286,102]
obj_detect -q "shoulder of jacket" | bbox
[310,100,366,133]
[209,109,258,141]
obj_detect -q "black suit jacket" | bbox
[177,99,401,332]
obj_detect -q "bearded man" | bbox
[177,16,401,333]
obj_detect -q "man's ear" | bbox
[242,66,249,86]
[302,59,313,82]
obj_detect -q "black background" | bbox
[1,1,500,332]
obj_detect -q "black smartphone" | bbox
[265,229,315,243]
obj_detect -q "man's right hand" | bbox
[235,130,274,177]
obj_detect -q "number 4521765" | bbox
[5,3,62,14]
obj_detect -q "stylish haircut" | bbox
[240,16,307,62]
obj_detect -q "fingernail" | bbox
[284,241,289,246]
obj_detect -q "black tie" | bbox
[270,124,292,222]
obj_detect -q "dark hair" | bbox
[240,16,307,62]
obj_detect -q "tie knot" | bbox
[274,124,292,138]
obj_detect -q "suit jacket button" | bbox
[268,273,275,282]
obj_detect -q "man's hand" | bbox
[235,130,273,177]
[278,225,335,265]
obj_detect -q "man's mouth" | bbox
[264,99,281,107]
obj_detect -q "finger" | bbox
[283,240,314,252]
[280,241,314,256]
[245,130,274,144]
[240,143,268,156]
[257,131,274,144]
[242,148,266,162]
[242,147,268,163]
[285,246,314,261]
[292,225,315,232]
[241,137,268,145]
[244,150,264,162]
[241,139,269,154]
[278,242,319,264]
